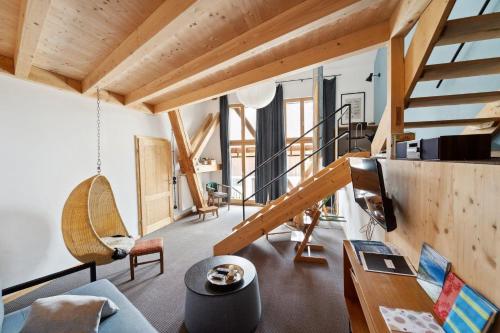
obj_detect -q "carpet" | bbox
[5,206,350,333]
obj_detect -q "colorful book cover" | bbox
[379,306,444,333]
[443,285,498,333]
[433,272,465,322]
[417,243,451,303]
[349,240,393,264]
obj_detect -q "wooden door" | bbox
[135,136,173,236]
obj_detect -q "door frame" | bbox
[135,135,174,236]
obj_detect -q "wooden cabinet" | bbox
[343,241,441,332]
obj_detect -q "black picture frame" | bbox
[340,92,365,126]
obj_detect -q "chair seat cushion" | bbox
[213,192,227,198]
[130,238,163,256]
[101,236,135,254]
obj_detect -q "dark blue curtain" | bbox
[322,77,336,166]
[255,85,286,204]
[219,96,230,188]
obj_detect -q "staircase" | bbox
[403,10,500,129]
[372,6,500,155]
[213,151,368,256]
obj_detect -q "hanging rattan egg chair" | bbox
[62,175,134,265]
[61,88,134,266]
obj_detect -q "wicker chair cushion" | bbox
[101,237,135,254]
[213,192,228,198]
[130,238,163,256]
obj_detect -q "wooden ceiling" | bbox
[0,0,428,113]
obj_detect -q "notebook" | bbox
[443,285,498,333]
[380,306,444,333]
[417,243,451,303]
[433,272,465,322]
[360,252,416,276]
[349,240,393,264]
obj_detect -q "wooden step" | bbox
[437,12,500,46]
[420,58,500,81]
[404,117,500,129]
[408,91,500,108]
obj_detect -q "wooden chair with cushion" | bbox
[129,238,164,280]
[206,182,231,211]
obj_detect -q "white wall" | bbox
[0,75,220,287]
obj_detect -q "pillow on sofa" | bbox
[20,295,119,333]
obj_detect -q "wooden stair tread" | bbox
[437,12,500,46]
[405,117,500,129]
[408,91,500,108]
[420,57,500,81]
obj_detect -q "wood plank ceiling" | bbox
[0,0,403,113]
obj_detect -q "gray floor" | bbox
[6,206,350,333]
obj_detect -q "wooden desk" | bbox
[343,240,441,332]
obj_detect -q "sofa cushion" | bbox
[1,307,29,333]
[2,280,157,333]
[65,280,157,333]
[1,280,4,332]
[20,295,118,333]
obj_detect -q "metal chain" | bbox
[96,87,102,174]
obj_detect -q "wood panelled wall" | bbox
[382,160,499,316]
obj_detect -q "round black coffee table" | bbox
[184,255,261,333]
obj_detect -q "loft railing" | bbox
[238,103,353,221]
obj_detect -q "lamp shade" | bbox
[236,82,276,109]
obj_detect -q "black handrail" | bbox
[240,104,352,220]
[238,103,350,185]
[244,130,350,202]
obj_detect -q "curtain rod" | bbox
[276,74,341,84]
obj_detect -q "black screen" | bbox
[349,158,396,232]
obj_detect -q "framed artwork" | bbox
[340,92,365,126]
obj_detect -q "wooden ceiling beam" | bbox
[124,0,359,105]
[191,113,220,161]
[0,54,152,113]
[404,0,455,101]
[154,21,390,113]
[389,0,432,37]
[167,110,206,209]
[14,0,52,78]
[81,0,197,94]
[190,113,214,150]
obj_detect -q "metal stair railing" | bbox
[239,103,353,221]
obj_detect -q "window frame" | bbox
[229,97,314,197]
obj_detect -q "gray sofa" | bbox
[1,277,157,333]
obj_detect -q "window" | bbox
[229,98,314,200]
[285,98,314,189]
[229,105,256,201]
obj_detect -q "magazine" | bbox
[349,240,393,264]
[416,243,451,303]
